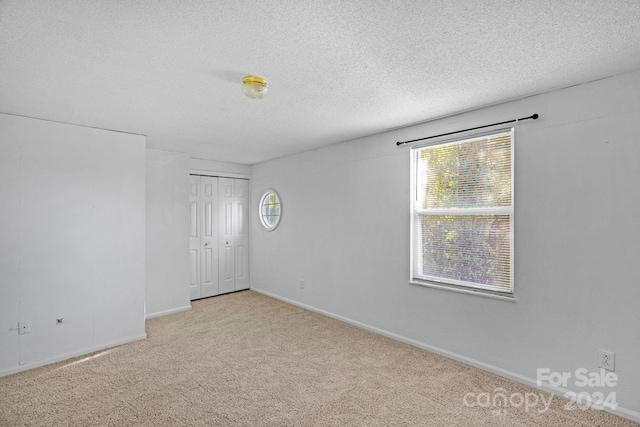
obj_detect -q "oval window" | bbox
[259,190,281,231]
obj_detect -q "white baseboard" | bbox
[145,304,192,319]
[0,333,147,379]
[251,288,640,424]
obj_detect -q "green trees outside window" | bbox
[412,130,514,293]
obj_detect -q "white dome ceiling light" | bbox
[241,75,268,99]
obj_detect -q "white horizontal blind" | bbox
[411,130,514,293]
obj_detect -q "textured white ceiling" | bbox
[2,0,640,165]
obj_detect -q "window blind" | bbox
[411,130,514,293]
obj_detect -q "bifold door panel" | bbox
[190,175,249,301]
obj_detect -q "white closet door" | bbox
[190,175,220,300]
[188,176,201,300]
[234,179,250,290]
[218,178,236,294]
[200,176,219,298]
[193,176,248,298]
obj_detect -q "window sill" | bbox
[410,280,516,301]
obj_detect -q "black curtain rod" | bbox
[396,113,539,146]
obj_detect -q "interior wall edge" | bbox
[145,305,192,320]
[0,111,147,138]
[0,333,147,379]
[251,288,640,424]
[190,169,251,179]
[189,157,251,178]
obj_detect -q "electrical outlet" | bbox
[598,349,615,371]
[18,320,30,335]
[299,279,304,289]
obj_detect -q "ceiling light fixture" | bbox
[241,75,268,99]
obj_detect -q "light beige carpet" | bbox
[0,290,636,426]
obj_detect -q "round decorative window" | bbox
[259,190,282,231]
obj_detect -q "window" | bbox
[259,190,282,231]
[411,129,514,295]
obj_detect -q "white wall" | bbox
[145,149,190,318]
[0,120,20,372]
[250,69,640,421]
[0,114,147,376]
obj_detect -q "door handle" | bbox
[204,242,209,246]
